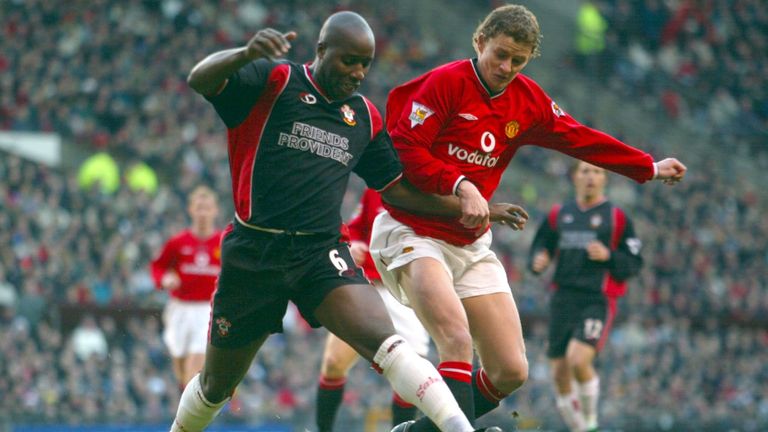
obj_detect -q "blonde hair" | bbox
[473,4,542,58]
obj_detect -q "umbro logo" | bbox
[300,92,317,104]
[458,113,478,121]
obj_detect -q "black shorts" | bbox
[209,221,369,349]
[546,288,617,358]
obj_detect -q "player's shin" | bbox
[373,335,473,432]
[555,384,587,432]
[170,373,229,432]
[578,376,600,430]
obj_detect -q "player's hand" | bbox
[349,240,369,265]
[245,29,298,61]
[654,158,687,185]
[161,271,181,290]
[490,203,528,231]
[532,250,551,273]
[586,240,611,262]
[456,180,490,232]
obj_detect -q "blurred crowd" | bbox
[580,0,767,145]
[1,0,767,430]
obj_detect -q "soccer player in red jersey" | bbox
[371,5,686,431]
[151,185,222,388]
[529,161,643,432]
[171,10,524,432]
[316,189,430,431]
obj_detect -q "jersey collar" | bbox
[303,64,333,103]
[470,58,507,99]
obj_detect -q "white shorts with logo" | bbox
[370,211,511,307]
[162,298,211,358]
[375,283,430,357]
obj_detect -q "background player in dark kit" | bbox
[529,161,644,432]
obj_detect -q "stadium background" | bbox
[1,0,766,431]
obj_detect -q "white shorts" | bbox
[162,298,211,358]
[370,211,511,306]
[375,284,430,357]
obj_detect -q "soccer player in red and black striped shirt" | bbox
[170,11,523,432]
[529,161,643,432]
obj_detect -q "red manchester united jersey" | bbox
[347,189,385,281]
[385,59,655,245]
[150,229,223,301]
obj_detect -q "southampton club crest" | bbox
[340,104,356,126]
[215,317,232,337]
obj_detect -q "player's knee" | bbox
[488,354,528,393]
[321,351,356,378]
[434,327,473,360]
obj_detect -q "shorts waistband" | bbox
[235,214,315,236]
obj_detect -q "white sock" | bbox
[578,376,600,430]
[374,335,473,432]
[170,373,229,432]
[555,388,587,432]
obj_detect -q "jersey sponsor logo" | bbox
[447,144,499,167]
[551,100,565,117]
[559,230,597,249]
[299,92,317,104]
[458,113,478,121]
[505,120,520,139]
[277,122,354,166]
[340,104,356,126]
[409,102,434,127]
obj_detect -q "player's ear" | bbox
[316,41,327,60]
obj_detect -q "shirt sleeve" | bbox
[387,71,464,195]
[608,215,644,281]
[150,238,177,289]
[525,85,655,183]
[206,59,275,128]
[353,129,404,191]
[527,205,560,274]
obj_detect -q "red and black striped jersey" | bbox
[206,60,402,235]
[528,200,643,297]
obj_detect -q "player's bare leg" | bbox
[316,332,361,432]
[314,282,475,432]
[463,292,528,417]
[567,340,599,431]
[182,354,206,385]
[170,336,267,432]
[390,258,475,431]
[551,358,587,432]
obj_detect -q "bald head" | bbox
[311,11,376,101]
[318,11,374,49]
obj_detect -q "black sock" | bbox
[472,368,506,418]
[316,376,346,432]
[391,395,418,427]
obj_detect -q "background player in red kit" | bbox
[315,189,431,431]
[151,185,222,388]
[529,161,643,432]
[171,10,524,432]
[370,4,687,431]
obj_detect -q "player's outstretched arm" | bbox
[654,158,687,185]
[187,29,297,96]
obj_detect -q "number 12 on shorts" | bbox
[584,318,603,340]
